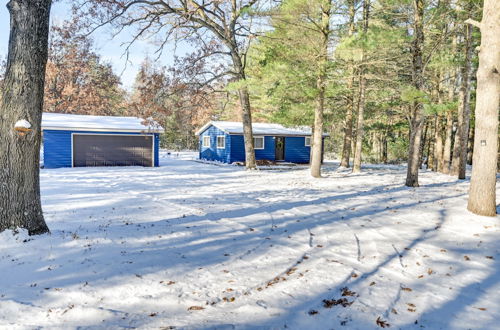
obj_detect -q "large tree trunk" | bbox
[231,52,256,170]
[310,0,331,178]
[340,0,356,168]
[405,0,425,187]
[467,0,500,216]
[352,0,370,173]
[0,0,52,235]
[450,21,474,179]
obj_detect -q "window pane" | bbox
[217,136,225,148]
[305,137,311,146]
[254,137,264,149]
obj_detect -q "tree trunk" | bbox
[352,0,370,174]
[0,0,52,235]
[237,86,256,169]
[467,0,500,216]
[441,109,453,173]
[467,124,474,165]
[310,0,331,178]
[405,0,425,187]
[340,0,356,168]
[451,21,474,179]
[434,114,444,171]
[231,52,256,170]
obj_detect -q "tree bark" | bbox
[467,0,500,216]
[441,109,453,174]
[0,0,52,235]
[340,0,356,168]
[310,0,331,178]
[352,0,370,173]
[231,51,256,170]
[434,114,444,171]
[450,21,474,179]
[405,0,425,187]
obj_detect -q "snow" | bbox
[14,119,31,129]
[41,112,164,133]
[196,121,325,136]
[0,151,499,329]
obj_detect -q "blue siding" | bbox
[43,130,160,168]
[198,124,319,164]
[230,135,276,163]
[199,126,231,163]
[285,137,310,163]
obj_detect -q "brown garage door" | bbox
[73,134,153,167]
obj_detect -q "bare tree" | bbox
[466,0,500,216]
[0,0,52,235]
[78,0,262,169]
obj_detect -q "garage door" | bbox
[73,134,153,167]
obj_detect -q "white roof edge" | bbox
[195,121,329,137]
[42,126,164,133]
[195,121,228,136]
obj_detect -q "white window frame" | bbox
[217,135,226,149]
[254,136,265,150]
[305,136,311,147]
[202,136,210,148]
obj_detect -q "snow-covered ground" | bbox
[1,151,499,329]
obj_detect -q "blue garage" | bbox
[41,113,164,168]
[195,121,327,164]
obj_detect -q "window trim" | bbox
[216,135,226,149]
[254,136,265,150]
[305,136,311,147]
[202,136,210,148]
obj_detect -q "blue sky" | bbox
[0,1,188,90]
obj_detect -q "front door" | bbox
[275,137,285,161]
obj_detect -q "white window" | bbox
[254,136,265,150]
[217,135,225,149]
[305,136,311,147]
[202,136,210,148]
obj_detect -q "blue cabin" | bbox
[41,113,164,168]
[196,121,327,164]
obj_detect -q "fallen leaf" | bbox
[464,256,470,261]
[308,309,318,315]
[376,316,390,328]
[486,256,494,260]
[187,306,205,311]
[401,287,412,292]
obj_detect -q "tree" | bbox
[310,0,332,178]
[405,0,425,187]
[44,19,127,116]
[77,0,262,169]
[0,0,52,235]
[466,0,500,216]
[351,0,370,173]
[339,0,357,168]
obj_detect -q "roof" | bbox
[195,121,328,137]
[41,112,164,133]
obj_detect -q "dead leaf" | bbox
[474,307,487,311]
[464,256,470,261]
[308,309,318,315]
[187,306,205,311]
[370,281,376,286]
[376,316,390,328]
[391,308,398,314]
[486,256,494,260]
[341,287,356,297]
[149,312,157,317]
[401,287,412,292]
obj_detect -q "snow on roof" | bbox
[196,121,328,136]
[41,112,164,133]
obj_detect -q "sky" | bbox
[0,1,189,90]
